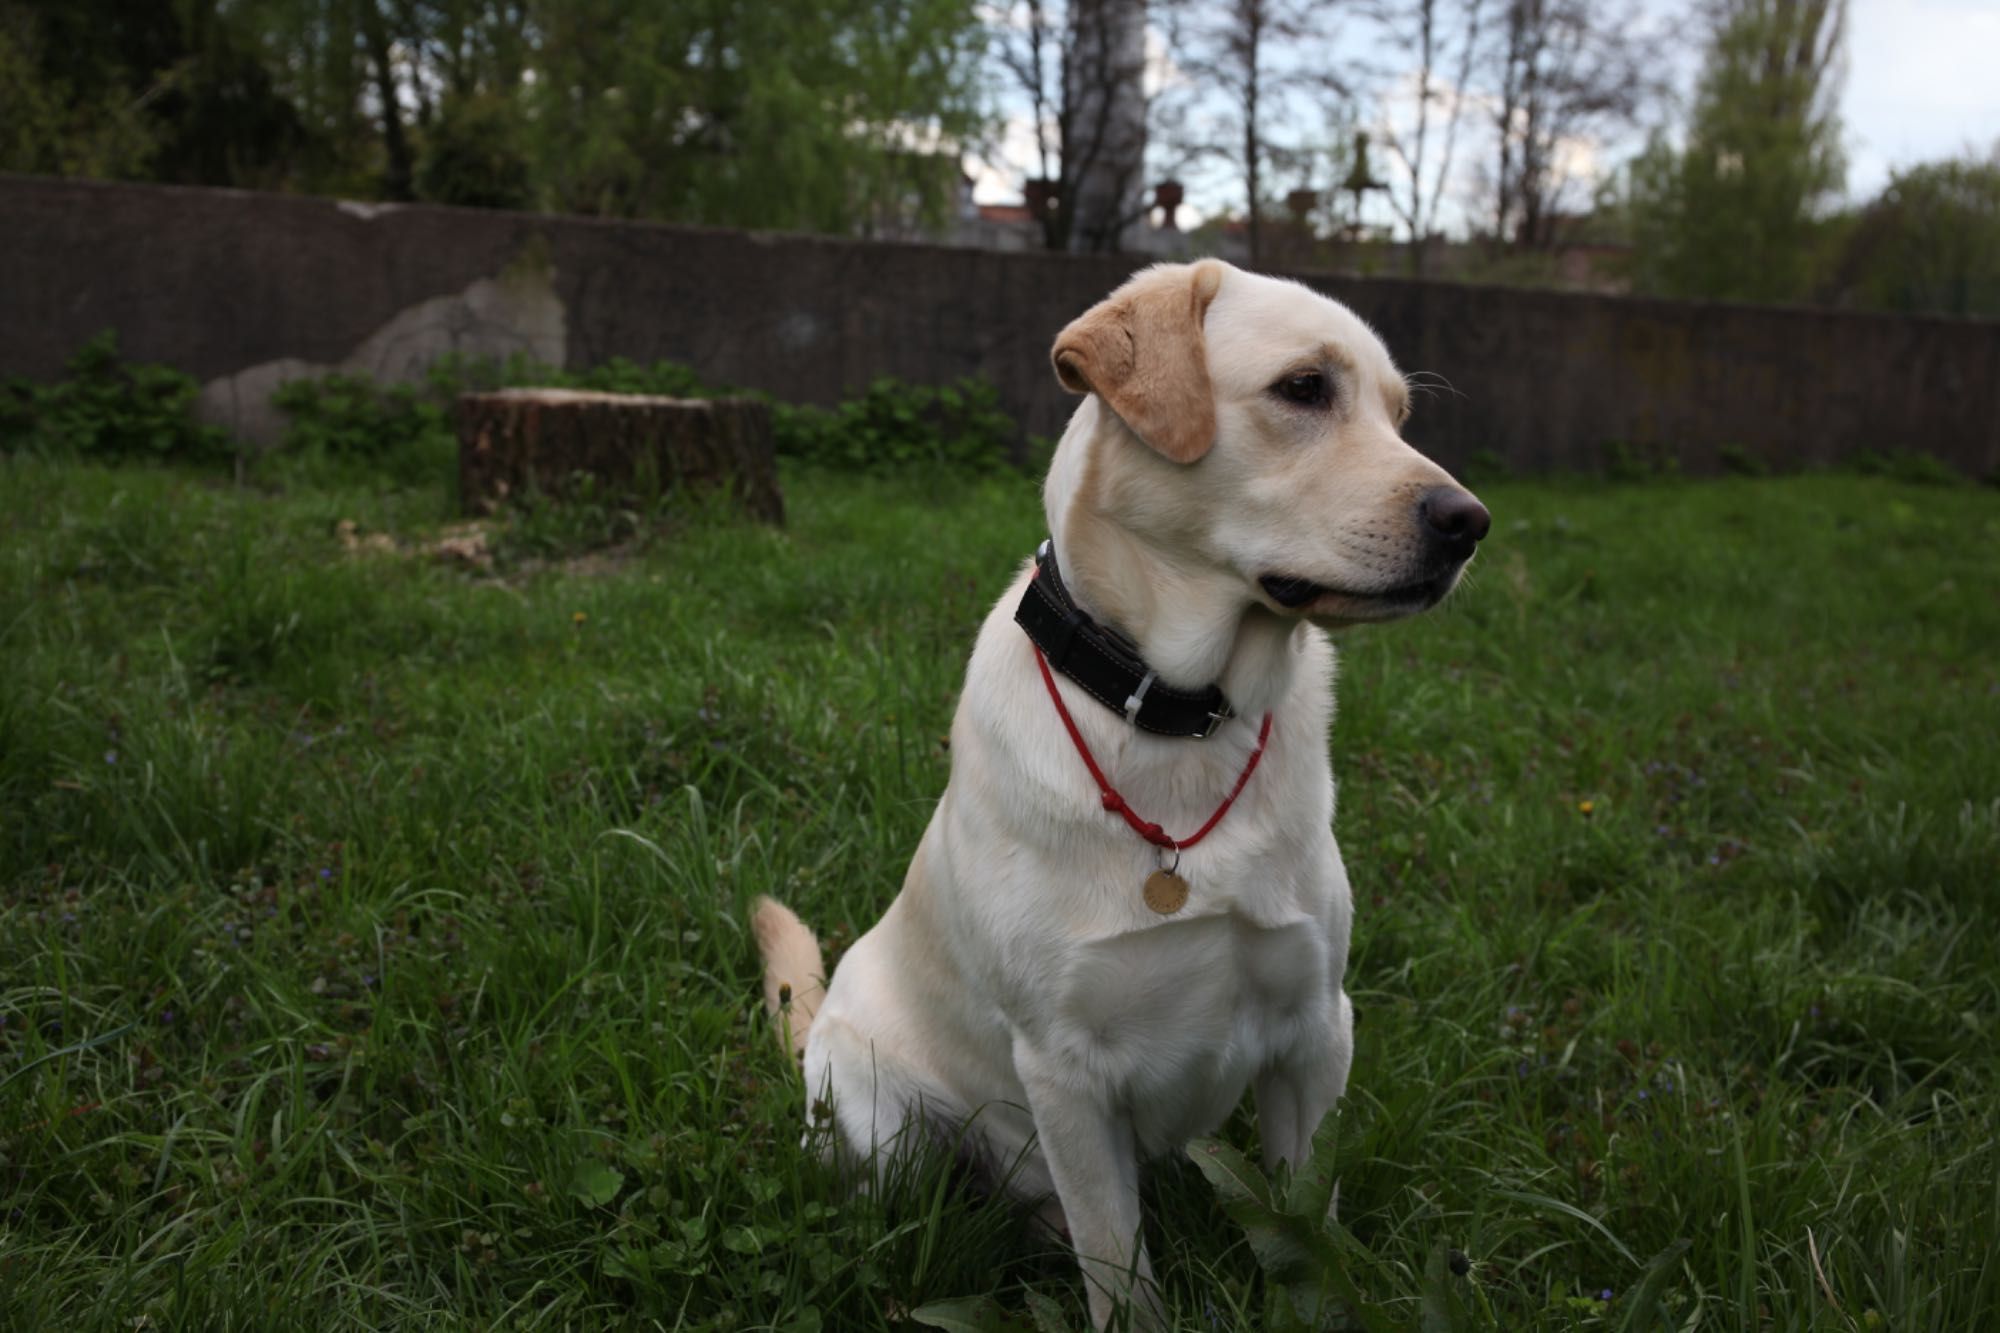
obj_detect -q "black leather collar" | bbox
[1015,540,1236,739]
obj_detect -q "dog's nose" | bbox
[1418,487,1491,560]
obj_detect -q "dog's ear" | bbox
[1052,260,1226,464]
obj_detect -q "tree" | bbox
[1481,0,1663,250]
[1176,0,1353,267]
[525,0,988,233]
[1823,150,2000,317]
[0,4,160,179]
[1621,0,1846,302]
[414,90,532,209]
[991,0,1155,252]
[1368,0,1486,272]
[5,0,992,238]
[0,0,316,189]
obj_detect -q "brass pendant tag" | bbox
[1143,870,1190,915]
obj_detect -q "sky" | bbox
[966,0,2000,233]
[1842,0,2000,200]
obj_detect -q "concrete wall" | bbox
[4,174,1996,477]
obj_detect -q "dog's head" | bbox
[1051,259,1488,627]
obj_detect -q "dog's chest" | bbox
[1046,907,1330,1148]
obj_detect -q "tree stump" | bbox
[456,389,783,523]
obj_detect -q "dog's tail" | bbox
[751,895,825,1062]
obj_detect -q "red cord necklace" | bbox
[1032,643,1274,914]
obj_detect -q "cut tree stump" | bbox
[456,389,783,524]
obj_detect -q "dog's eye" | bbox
[1275,371,1328,407]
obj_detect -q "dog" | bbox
[753,259,1488,1328]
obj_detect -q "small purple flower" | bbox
[104,750,118,765]
[160,1011,174,1025]
[1637,1089,1648,1100]
[1598,1288,1614,1302]
[319,867,333,880]
[1516,1060,1530,1076]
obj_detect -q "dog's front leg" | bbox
[1013,1039,1163,1331]
[1255,988,1354,1173]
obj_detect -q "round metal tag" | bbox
[1143,869,1190,915]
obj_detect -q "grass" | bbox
[1,452,1996,1330]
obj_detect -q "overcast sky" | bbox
[1844,0,2000,200]
[967,0,2000,230]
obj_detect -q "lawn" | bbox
[2,456,1996,1330]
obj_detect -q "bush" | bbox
[1844,448,1962,487]
[773,376,1016,473]
[415,93,534,211]
[268,372,455,485]
[1,332,232,464]
[426,354,1018,474]
[271,373,447,457]
[263,354,1021,490]
[1602,437,1681,482]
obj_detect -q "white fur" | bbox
[759,262,1479,1328]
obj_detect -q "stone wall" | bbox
[3,174,1995,477]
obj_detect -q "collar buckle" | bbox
[1018,537,1237,741]
[1122,670,1158,727]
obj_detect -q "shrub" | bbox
[268,372,455,485]
[773,376,1016,473]
[267,355,1021,487]
[1844,447,1962,487]
[428,355,1018,473]
[415,93,535,211]
[1,332,232,464]
[1716,443,1769,476]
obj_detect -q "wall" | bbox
[3,174,1996,477]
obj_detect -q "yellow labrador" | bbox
[755,259,1487,1327]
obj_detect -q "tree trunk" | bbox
[1064,0,1148,253]
[360,0,414,200]
[456,390,784,524]
[1244,10,1263,268]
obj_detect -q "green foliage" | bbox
[268,371,454,486]
[0,332,231,464]
[526,0,988,233]
[1601,438,1681,483]
[414,92,534,210]
[774,376,1018,474]
[559,357,713,400]
[1461,447,1513,487]
[5,0,992,235]
[1185,1116,1395,1330]
[1842,447,1963,487]
[265,354,1020,490]
[1,0,316,188]
[1825,153,2000,317]
[1619,0,1847,303]
[0,5,159,178]
[1715,443,1769,476]
[434,353,1018,474]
